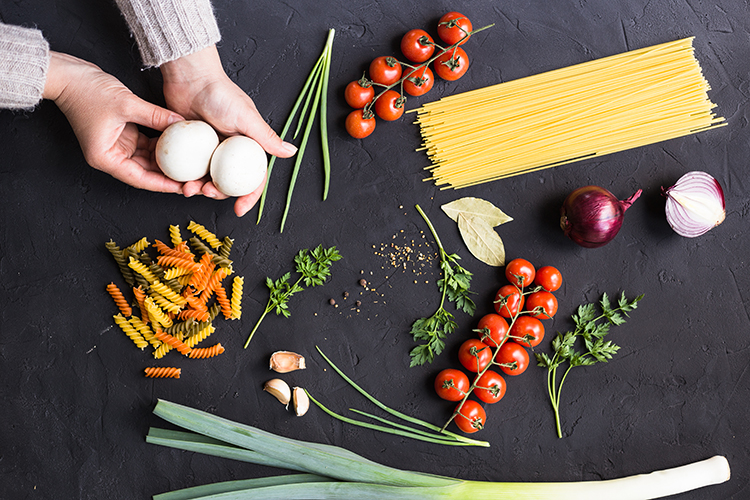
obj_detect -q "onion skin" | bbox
[663,171,725,238]
[560,186,642,248]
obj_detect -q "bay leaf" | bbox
[457,213,506,267]
[441,197,513,227]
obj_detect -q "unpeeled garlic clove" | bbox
[264,378,292,406]
[292,386,310,417]
[270,351,306,373]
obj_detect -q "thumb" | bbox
[125,96,184,132]
[238,110,297,159]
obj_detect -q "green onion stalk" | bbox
[148,399,730,500]
[256,28,334,232]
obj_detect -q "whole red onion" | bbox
[560,186,642,248]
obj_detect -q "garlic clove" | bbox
[264,378,292,407]
[292,387,310,417]
[270,351,306,373]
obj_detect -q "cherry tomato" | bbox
[509,315,545,348]
[403,66,435,97]
[494,285,524,318]
[437,12,473,46]
[373,90,406,121]
[454,399,486,433]
[345,109,376,139]
[369,56,402,85]
[526,290,558,319]
[475,313,509,347]
[457,339,493,373]
[474,370,506,404]
[534,265,563,292]
[434,368,470,402]
[505,258,536,288]
[495,341,529,376]
[433,46,469,81]
[401,29,435,63]
[344,78,375,109]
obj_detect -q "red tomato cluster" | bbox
[434,258,563,434]
[344,12,475,139]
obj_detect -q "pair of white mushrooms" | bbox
[155,120,268,197]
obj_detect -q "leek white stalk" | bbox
[149,399,730,500]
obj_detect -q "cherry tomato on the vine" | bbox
[534,265,563,292]
[494,285,524,318]
[401,29,435,63]
[458,338,493,373]
[344,78,375,109]
[495,341,529,376]
[437,12,473,46]
[454,399,486,433]
[509,315,545,348]
[475,313,509,347]
[345,109,376,139]
[526,290,558,319]
[369,56,402,85]
[403,66,435,97]
[434,368,470,402]
[373,90,405,121]
[474,370,506,404]
[505,258,536,288]
[433,46,469,81]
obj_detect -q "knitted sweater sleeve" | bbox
[114,0,221,68]
[0,22,50,110]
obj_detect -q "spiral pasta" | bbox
[145,296,173,328]
[230,276,244,319]
[144,367,181,379]
[214,284,232,319]
[168,225,183,246]
[128,258,159,284]
[188,343,225,359]
[185,324,215,348]
[129,316,161,348]
[106,240,135,286]
[106,282,132,317]
[188,221,223,249]
[154,329,192,356]
[127,237,150,254]
[114,314,149,350]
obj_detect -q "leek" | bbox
[149,399,730,500]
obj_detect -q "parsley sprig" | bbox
[409,205,475,367]
[244,245,341,348]
[536,291,643,438]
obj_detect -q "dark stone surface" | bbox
[1,1,748,498]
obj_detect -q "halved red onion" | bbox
[663,171,725,238]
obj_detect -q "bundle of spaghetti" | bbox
[415,38,726,189]
[144,367,181,379]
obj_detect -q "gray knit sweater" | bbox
[0,0,220,110]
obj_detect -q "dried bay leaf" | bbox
[457,213,506,267]
[441,197,513,227]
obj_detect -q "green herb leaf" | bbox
[541,291,643,438]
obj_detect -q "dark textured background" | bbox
[1,1,748,498]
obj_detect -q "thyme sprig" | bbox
[244,245,341,348]
[536,291,644,438]
[409,205,475,367]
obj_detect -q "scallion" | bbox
[148,399,730,500]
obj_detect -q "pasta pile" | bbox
[415,37,726,189]
[106,221,244,379]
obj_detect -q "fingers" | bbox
[242,117,298,159]
[125,95,184,132]
[232,174,267,217]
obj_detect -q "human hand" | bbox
[160,45,297,216]
[43,51,185,193]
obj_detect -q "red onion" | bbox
[663,171,725,238]
[560,185,642,248]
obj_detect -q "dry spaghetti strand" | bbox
[415,38,725,189]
